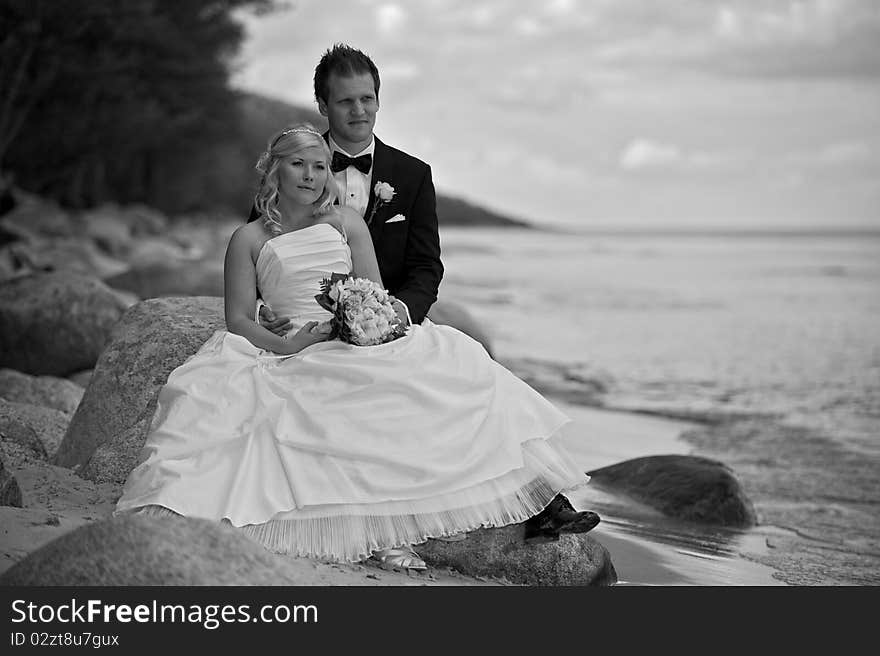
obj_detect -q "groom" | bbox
[249,43,598,543]
[249,43,442,329]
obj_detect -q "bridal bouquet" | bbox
[315,273,407,346]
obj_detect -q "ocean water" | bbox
[438,226,880,584]
[439,227,880,453]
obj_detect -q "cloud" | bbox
[232,0,880,227]
[583,0,880,79]
[512,16,543,37]
[779,141,879,172]
[544,0,576,16]
[376,4,407,35]
[469,5,496,27]
[618,139,751,173]
[619,139,683,170]
[815,141,874,165]
[706,1,880,79]
[380,61,420,81]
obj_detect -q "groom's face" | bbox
[319,72,379,152]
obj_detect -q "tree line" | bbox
[1,0,280,214]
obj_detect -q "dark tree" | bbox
[0,0,275,210]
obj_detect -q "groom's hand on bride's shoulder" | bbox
[259,305,292,336]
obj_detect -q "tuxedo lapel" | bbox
[366,136,394,235]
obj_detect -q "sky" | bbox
[232,0,880,229]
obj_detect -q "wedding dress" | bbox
[115,223,589,561]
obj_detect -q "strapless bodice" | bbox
[256,223,352,329]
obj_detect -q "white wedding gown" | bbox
[115,223,589,561]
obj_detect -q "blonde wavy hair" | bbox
[254,123,339,235]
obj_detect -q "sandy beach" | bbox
[1,395,784,586]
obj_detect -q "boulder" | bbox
[53,296,225,481]
[80,419,152,484]
[105,261,224,299]
[80,202,169,241]
[124,237,196,268]
[0,245,22,283]
[78,207,135,257]
[1,415,48,462]
[0,368,84,413]
[165,217,238,259]
[418,525,617,586]
[0,514,314,586]
[0,237,130,282]
[120,204,169,236]
[587,455,757,527]
[427,299,494,357]
[66,369,94,388]
[0,398,70,459]
[0,456,23,507]
[0,195,73,239]
[0,271,128,376]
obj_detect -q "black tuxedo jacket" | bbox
[248,134,443,324]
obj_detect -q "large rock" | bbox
[418,525,617,586]
[1,415,48,462]
[0,236,129,283]
[0,514,314,586]
[0,456,22,507]
[53,296,224,481]
[79,206,136,257]
[0,368,84,413]
[427,299,493,357]
[66,369,94,388]
[79,203,169,240]
[0,194,73,239]
[587,455,757,527]
[124,237,196,268]
[0,271,128,376]
[105,261,224,299]
[0,398,71,459]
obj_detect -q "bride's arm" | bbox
[224,226,326,355]
[341,208,383,285]
[340,208,411,326]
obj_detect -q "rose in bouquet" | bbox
[314,273,408,346]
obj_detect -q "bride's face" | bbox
[277,145,329,205]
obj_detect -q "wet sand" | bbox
[556,401,786,585]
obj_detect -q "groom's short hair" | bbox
[314,43,381,104]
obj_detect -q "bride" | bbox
[115,124,595,571]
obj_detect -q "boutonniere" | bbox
[366,181,395,226]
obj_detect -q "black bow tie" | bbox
[331,151,372,174]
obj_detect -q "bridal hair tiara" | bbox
[256,126,324,172]
[278,127,322,139]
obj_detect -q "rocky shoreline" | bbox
[1,192,766,586]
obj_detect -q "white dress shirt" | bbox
[328,135,374,218]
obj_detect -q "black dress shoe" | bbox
[523,495,601,544]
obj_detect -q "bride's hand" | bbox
[279,321,331,354]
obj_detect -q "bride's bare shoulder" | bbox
[322,206,363,237]
[227,221,272,262]
[334,206,369,235]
